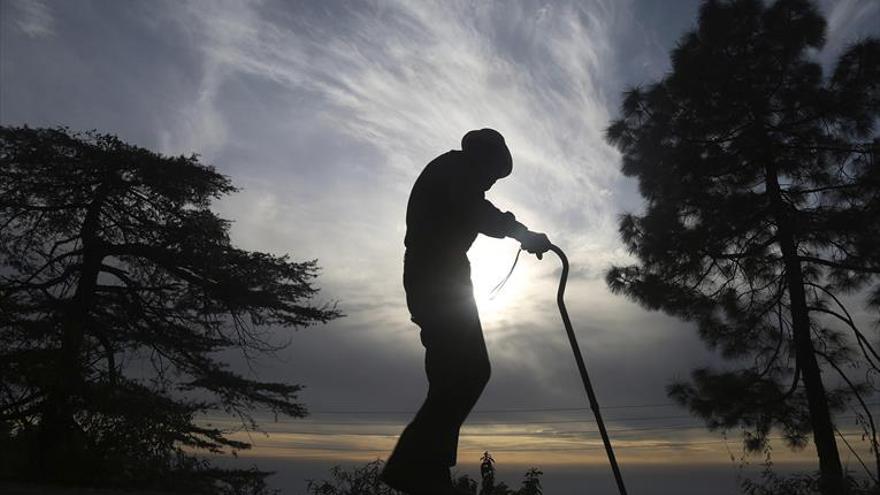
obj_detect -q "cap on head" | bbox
[461,128,512,179]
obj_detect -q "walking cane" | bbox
[549,244,628,495]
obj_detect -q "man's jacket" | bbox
[403,151,524,318]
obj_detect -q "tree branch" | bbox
[798,256,880,274]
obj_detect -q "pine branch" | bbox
[799,256,880,274]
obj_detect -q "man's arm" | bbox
[473,197,524,239]
[473,196,552,258]
[445,162,551,257]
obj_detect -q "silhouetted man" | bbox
[381,129,551,495]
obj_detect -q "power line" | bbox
[308,402,682,415]
[239,424,711,438]
[282,412,878,427]
[240,432,876,454]
[291,415,702,426]
[237,415,874,438]
[307,402,880,416]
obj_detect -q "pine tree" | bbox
[0,126,340,491]
[604,1,879,493]
[480,451,497,495]
[518,468,543,495]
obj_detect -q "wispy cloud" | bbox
[816,0,880,67]
[6,0,56,38]
[148,0,712,436]
[169,0,629,249]
[155,2,645,367]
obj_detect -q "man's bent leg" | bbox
[383,298,489,487]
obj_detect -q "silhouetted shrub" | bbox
[305,455,542,495]
[741,469,879,495]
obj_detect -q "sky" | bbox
[2,0,879,493]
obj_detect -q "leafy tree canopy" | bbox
[605,0,878,492]
[0,126,340,492]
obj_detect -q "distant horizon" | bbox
[197,410,877,477]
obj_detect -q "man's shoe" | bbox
[380,461,452,495]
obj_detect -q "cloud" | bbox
[159,2,652,377]
[6,0,55,38]
[823,0,880,41]
[168,0,628,244]
[112,0,726,444]
[815,0,880,68]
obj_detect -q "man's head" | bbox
[461,128,512,189]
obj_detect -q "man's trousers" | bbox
[387,253,491,468]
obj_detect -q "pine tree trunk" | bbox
[38,185,108,480]
[766,166,846,495]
